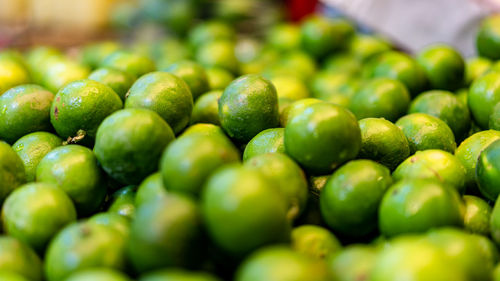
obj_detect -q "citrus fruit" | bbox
[139,269,222,281]
[0,142,25,203]
[323,53,362,76]
[416,44,465,90]
[190,90,222,125]
[195,40,238,73]
[64,268,132,281]
[205,67,234,90]
[88,67,134,101]
[466,57,492,85]
[41,58,91,93]
[243,128,285,161]
[81,41,122,69]
[489,102,500,130]
[269,51,317,81]
[88,212,130,239]
[188,20,235,49]
[0,58,30,95]
[270,76,310,101]
[163,60,209,99]
[328,245,377,281]
[476,14,500,60]
[348,34,391,61]
[0,271,30,281]
[135,172,168,207]
[101,50,155,79]
[108,185,136,219]
[291,225,342,259]
[0,236,42,281]
[280,98,322,127]
[476,139,500,200]
[468,71,500,128]
[463,195,491,236]
[266,23,301,51]
[491,196,500,245]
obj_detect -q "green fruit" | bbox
[64,268,132,281]
[2,182,76,252]
[0,85,54,143]
[135,172,168,207]
[189,21,235,48]
[101,50,155,79]
[396,113,456,154]
[195,40,238,73]
[124,72,193,134]
[81,41,122,69]
[181,123,226,138]
[108,185,136,219]
[358,118,410,170]
[41,58,91,93]
[219,74,279,142]
[320,160,392,237]
[379,179,463,237]
[350,78,410,122]
[127,193,202,273]
[44,221,127,281]
[36,145,105,216]
[466,57,492,85]
[491,196,500,245]
[280,98,322,127]
[201,164,289,257]
[0,58,30,95]
[417,44,465,90]
[476,14,500,60]
[190,90,222,125]
[205,67,234,90]
[328,245,377,281]
[270,51,317,81]
[270,76,310,101]
[139,269,222,281]
[489,102,500,130]
[26,46,62,84]
[0,236,42,281]
[285,102,361,174]
[300,16,354,58]
[160,133,240,196]
[94,108,175,185]
[88,67,134,101]
[266,23,301,52]
[409,90,470,140]
[88,212,130,239]
[12,132,62,182]
[164,60,209,99]
[50,79,122,143]
[348,34,391,61]
[310,72,358,101]
[468,71,500,128]
[463,195,492,236]
[243,128,285,161]
[393,150,467,194]
[291,225,342,259]
[323,53,362,75]
[0,142,25,203]
[476,139,500,200]
[0,271,30,281]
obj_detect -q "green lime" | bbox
[139,269,222,281]
[393,150,466,194]
[476,139,500,200]
[270,76,310,101]
[153,39,192,69]
[395,113,456,153]
[0,84,54,144]
[88,67,134,101]
[0,49,27,69]
[127,193,202,273]
[0,58,30,95]
[266,23,301,51]
[0,236,42,281]
[135,172,168,207]
[163,60,209,100]
[81,41,122,69]
[348,34,391,61]
[491,196,500,245]
[101,50,155,79]
[26,46,61,84]
[108,185,136,219]
[2,182,76,252]
[44,221,127,281]
[190,90,222,125]
[188,21,235,49]
[41,58,91,93]
[328,245,377,281]
[489,102,500,130]
[160,133,240,196]
[320,160,392,237]
[291,225,342,259]
[195,40,238,73]
[205,67,234,90]
[476,14,500,60]
[36,145,105,215]
[285,102,361,174]
[269,51,317,81]
[245,153,308,220]
[358,118,410,171]
[280,98,322,127]
[124,72,193,134]
[88,212,130,239]
[236,246,330,281]
[94,108,175,185]
[0,271,30,281]
[495,264,500,281]
[323,53,362,76]
[64,268,131,281]
[463,195,492,236]
[181,123,226,138]
[350,78,410,122]
[310,72,358,101]
[456,130,500,191]
[219,74,279,142]
[239,47,280,75]
[0,142,25,203]
[243,128,285,161]
[379,179,463,237]
[201,164,289,257]
[409,90,470,140]
[416,44,465,90]
[468,71,500,128]
[466,57,492,85]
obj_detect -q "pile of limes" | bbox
[2,12,500,281]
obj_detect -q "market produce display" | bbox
[3,7,500,281]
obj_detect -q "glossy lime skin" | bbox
[44,221,127,281]
[64,268,132,281]
[94,108,175,185]
[206,67,234,90]
[365,51,427,96]
[181,123,226,138]
[409,90,470,140]
[320,160,392,237]
[466,57,492,85]
[300,15,354,58]
[188,20,235,48]
[36,145,105,216]
[125,72,193,134]
[101,50,155,79]
[0,85,54,143]
[236,246,331,281]
[243,128,285,161]
[463,195,492,236]
[50,79,122,142]
[201,165,289,257]
[160,133,240,196]
[469,72,500,128]
[477,139,500,200]
[139,269,222,281]
[135,172,168,207]
[370,238,467,281]
[81,41,121,69]
[395,113,456,154]
[280,98,322,127]
[285,102,361,174]
[12,132,62,182]
[348,34,391,61]
[477,15,500,60]
[245,153,308,220]
[350,78,410,122]
[393,150,467,194]
[195,40,238,73]
[0,58,31,95]
[417,44,465,91]
[190,90,222,125]
[127,193,202,273]
[108,185,136,219]
[379,179,463,237]
[358,118,410,171]
[0,236,42,281]
[89,212,131,239]
[2,182,76,252]
[0,142,25,203]
[219,74,279,143]
[164,60,209,100]
[328,245,377,281]
[456,130,500,191]
[291,225,342,259]
[88,67,134,101]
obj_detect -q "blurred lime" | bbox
[101,50,155,79]
[188,20,235,49]
[266,23,301,51]
[88,67,134,101]
[300,16,354,58]
[476,14,500,60]
[0,58,30,95]
[468,71,500,128]
[328,245,377,281]
[348,34,391,61]
[0,236,42,281]
[271,76,310,100]
[476,139,500,200]
[291,225,342,259]
[243,128,285,161]
[466,57,492,85]
[206,67,234,90]
[163,60,209,99]
[463,195,491,236]
[0,142,25,203]
[81,41,121,69]
[196,40,238,73]
[416,44,465,90]
[191,90,222,125]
